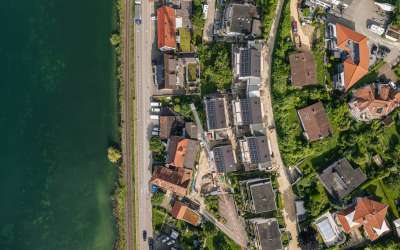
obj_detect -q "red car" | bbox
[291,20,298,33]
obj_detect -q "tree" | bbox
[149,136,164,154]
[110,33,121,46]
[108,146,122,164]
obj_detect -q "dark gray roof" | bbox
[204,97,228,130]
[213,144,236,173]
[256,219,283,250]
[250,182,276,213]
[247,136,271,164]
[185,122,198,139]
[226,4,259,35]
[235,97,263,125]
[163,53,178,89]
[318,158,367,199]
[239,46,261,77]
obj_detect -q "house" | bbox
[204,96,229,131]
[232,97,263,126]
[251,218,283,250]
[314,212,344,247]
[162,53,180,90]
[166,136,199,169]
[232,42,261,80]
[336,197,390,241]
[159,54,201,93]
[289,52,317,88]
[221,3,262,38]
[212,144,237,173]
[239,136,272,171]
[150,166,192,196]
[171,200,201,226]
[297,102,333,142]
[348,83,400,121]
[318,158,367,200]
[245,179,277,213]
[331,24,369,91]
[159,114,184,140]
[305,0,350,9]
[157,6,176,51]
[385,24,400,42]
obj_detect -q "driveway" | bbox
[343,0,400,65]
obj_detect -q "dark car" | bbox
[371,44,378,55]
[143,230,147,241]
[148,237,154,250]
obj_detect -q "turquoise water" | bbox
[0,0,119,249]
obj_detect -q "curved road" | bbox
[260,0,300,249]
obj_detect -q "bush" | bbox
[107,146,122,163]
[198,43,232,95]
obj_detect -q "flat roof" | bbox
[250,181,276,213]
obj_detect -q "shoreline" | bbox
[109,0,128,249]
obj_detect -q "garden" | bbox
[271,0,400,227]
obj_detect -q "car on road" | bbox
[148,238,154,249]
[150,102,161,107]
[143,230,147,241]
[151,107,161,113]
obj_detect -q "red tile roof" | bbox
[336,24,369,91]
[150,166,192,196]
[171,201,201,225]
[157,6,176,50]
[336,197,389,241]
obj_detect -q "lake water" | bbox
[0,0,119,249]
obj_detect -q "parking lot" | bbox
[342,0,400,65]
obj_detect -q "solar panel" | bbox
[213,148,225,172]
[353,42,360,65]
[247,137,259,163]
[240,99,252,124]
[206,100,217,129]
[240,49,250,76]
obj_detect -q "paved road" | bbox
[134,0,155,249]
[121,0,134,249]
[259,0,300,249]
[202,0,215,42]
[290,0,310,49]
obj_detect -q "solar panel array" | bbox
[240,49,250,77]
[206,100,217,129]
[239,99,252,124]
[247,137,259,163]
[213,147,225,172]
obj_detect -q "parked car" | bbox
[151,107,161,113]
[148,238,154,250]
[150,115,159,120]
[150,102,161,107]
[142,230,147,241]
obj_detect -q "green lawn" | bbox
[187,63,197,82]
[179,28,191,52]
[362,178,399,217]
